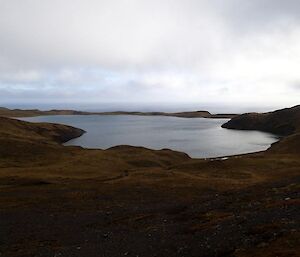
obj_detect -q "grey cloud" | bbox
[0,0,297,70]
[289,82,300,91]
[0,0,299,106]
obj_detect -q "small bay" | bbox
[21,115,278,158]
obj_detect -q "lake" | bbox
[21,115,279,158]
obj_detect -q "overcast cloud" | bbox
[0,0,300,109]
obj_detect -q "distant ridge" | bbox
[0,107,236,119]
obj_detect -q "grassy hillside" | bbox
[222,105,300,154]
[0,111,299,257]
[0,116,85,144]
[222,105,300,135]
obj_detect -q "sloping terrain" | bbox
[0,116,85,144]
[0,110,299,257]
[222,105,300,154]
[0,117,85,164]
[268,133,300,154]
[222,105,300,135]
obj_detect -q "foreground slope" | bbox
[0,111,299,257]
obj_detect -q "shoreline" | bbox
[20,114,277,159]
[5,104,298,159]
[54,104,299,158]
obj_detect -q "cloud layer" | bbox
[1,0,300,108]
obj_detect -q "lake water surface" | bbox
[21,115,278,158]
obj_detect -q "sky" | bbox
[0,0,300,111]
